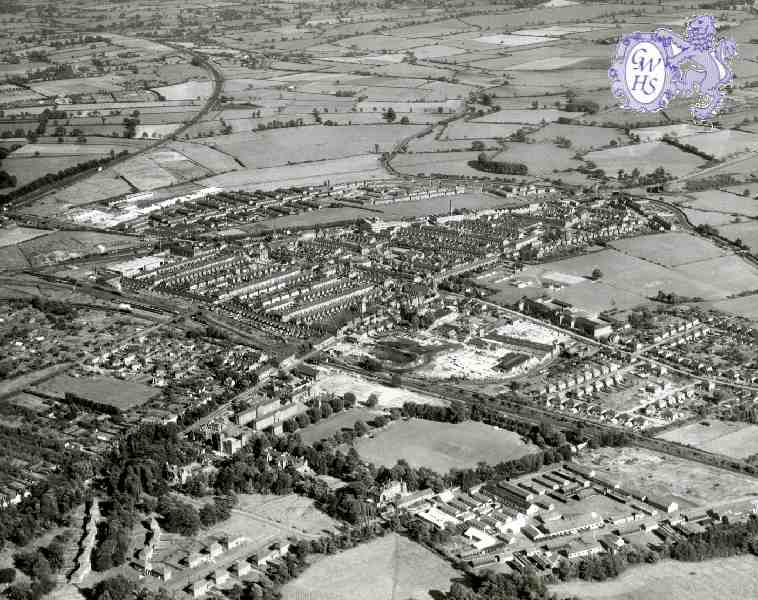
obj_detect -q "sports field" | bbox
[355,418,538,472]
[281,533,459,600]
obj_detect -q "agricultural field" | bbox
[680,190,758,218]
[609,233,729,267]
[574,446,758,507]
[657,420,758,460]
[355,418,538,472]
[32,373,160,411]
[550,556,758,600]
[585,142,706,178]
[281,533,459,600]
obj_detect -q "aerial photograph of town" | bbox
[3,0,758,599]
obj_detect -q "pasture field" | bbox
[530,123,626,149]
[408,138,498,152]
[0,226,48,248]
[199,125,426,168]
[630,124,712,142]
[2,156,112,189]
[33,374,159,411]
[379,191,516,218]
[442,121,522,139]
[472,108,584,124]
[9,143,121,157]
[134,123,182,139]
[673,254,758,296]
[681,208,736,227]
[355,418,538,472]
[490,142,578,176]
[550,556,758,600]
[657,420,758,459]
[298,407,380,445]
[712,294,758,320]
[716,221,758,250]
[585,142,705,178]
[281,533,459,600]
[574,446,758,507]
[681,129,758,159]
[310,367,448,410]
[609,232,729,267]
[390,151,506,178]
[168,140,241,173]
[681,190,758,217]
[475,33,553,46]
[28,75,125,96]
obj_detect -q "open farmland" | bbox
[609,233,729,267]
[199,125,425,168]
[657,420,758,460]
[32,374,160,411]
[574,446,758,507]
[550,556,758,600]
[585,142,706,178]
[355,418,538,472]
[281,533,459,600]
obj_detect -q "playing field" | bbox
[550,556,758,600]
[32,374,160,411]
[356,418,538,472]
[574,446,758,507]
[281,533,459,600]
[657,420,758,459]
[609,232,729,267]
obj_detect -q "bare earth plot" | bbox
[281,533,459,600]
[234,493,339,538]
[310,368,449,410]
[574,446,758,507]
[550,556,758,600]
[657,420,758,459]
[356,418,538,472]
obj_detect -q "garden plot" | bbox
[310,367,448,410]
[609,232,729,267]
[585,142,705,178]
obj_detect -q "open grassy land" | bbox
[281,533,459,600]
[657,420,758,459]
[233,493,340,538]
[574,446,758,507]
[32,374,160,411]
[585,142,705,178]
[609,232,729,267]
[356,418,538,472]
[550,556,758,600]
[298,407,380,445]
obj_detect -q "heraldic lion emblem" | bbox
[657,15,738,121]
[610,15,737,121]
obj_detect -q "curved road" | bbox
[8,41,224,211]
